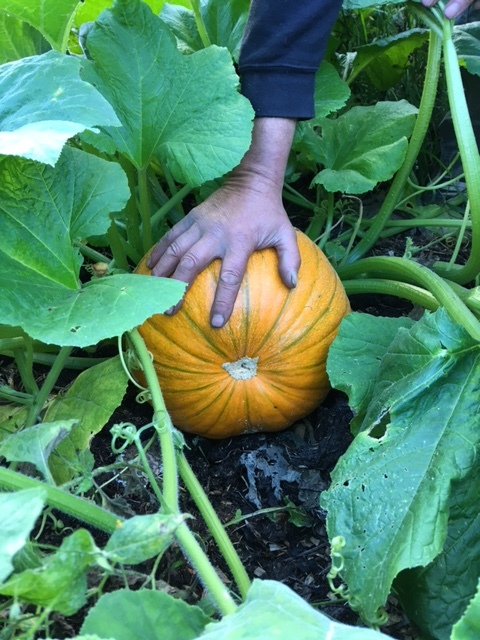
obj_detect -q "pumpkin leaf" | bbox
[0,11,50,64]
[327,313,414,433]
[453,22,480,77]
[199,580,392,639]
[104,513,185,565]
[80,0,253,182]
[395,462,480,640]
[310,100,418,194]
[0,0,79,52]
[322,308,480,624]
[45,357,129,484]
[0,420,77,484]
[0,529,98,614]
[0,404,29,444]
[74,0,166,29]
[351,29,429,91]
[160,0,250,61]
[451,579,480,640]
[0,50,120,165]
[0,148,185,346]
[0,489,46,584]
[81,589,211,640]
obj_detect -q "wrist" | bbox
[233,117,297,188]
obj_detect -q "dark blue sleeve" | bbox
[238,0,342,119]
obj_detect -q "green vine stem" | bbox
[0,466,120,533]
[25,347,73,427]
[175,522,237,615]
[337,256,480,340]
[118,155,143,257]
[433,18,480,283]
[177,451,251,599]
[344,27,442,263]
[107,222,130,271]
[74,241,109,266]
[138,167,153,254]
[342,278,440,311]
[127,329,178,512]
[150,184,192,228]
[126,329,238,615]
[190,0,212,48]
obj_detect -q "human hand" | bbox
[421,0,480,19]
[148,117,299,328]
[147,168,300,328]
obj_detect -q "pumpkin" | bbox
[135,230,350,439]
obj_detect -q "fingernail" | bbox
[165,306,175,316]
[211,314,225,328]
[291,271,298,287]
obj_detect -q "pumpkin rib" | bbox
[250,241,335,359]
[177,305,231,360]
[148,328,221,366]
[258,275,341,362]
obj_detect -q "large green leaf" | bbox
[0,489,45,584]
[327,313,414,433]
[453,22,480,77]
[0,0,79,52]
[322,308,480,623]
[310,100,418,194]
[0,148,185,346]
[0,11,50,64]
[0,50,120,165]
[81,589,211,640]
[81,0,253,182]
[395,463,480,640]
[343,0,403,8]
[45,357,128,484]
[0,529,97,614]
[351,29,429,90]
[451,580,480,640]
[200,580,392,639]
[160,0,249,61]
[104,513,184,565]
[0,420,77,483]
[74,0,166,29]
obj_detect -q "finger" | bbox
[274,228,302,290]
[444,0,472,18]
[149,224,202,278]
[210,252,251,328]
[147,216,195,269]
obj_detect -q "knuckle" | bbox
[178,252,201,273]
[164,240,184,260]
[218,268,243,287]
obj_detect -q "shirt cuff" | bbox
[239,68,316,120]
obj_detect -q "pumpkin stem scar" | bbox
[222,356,258,380]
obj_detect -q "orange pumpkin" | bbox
[135,231,350,438]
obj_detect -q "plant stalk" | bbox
[25,347,73,427]
[433,18,480,283]
[177,452,251,599]
[189,0,212,48]
[338,256,480,340]
[138,167,153,254]
[344,27,443,263]
[127,329,178,512]
[0,466,120,532]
